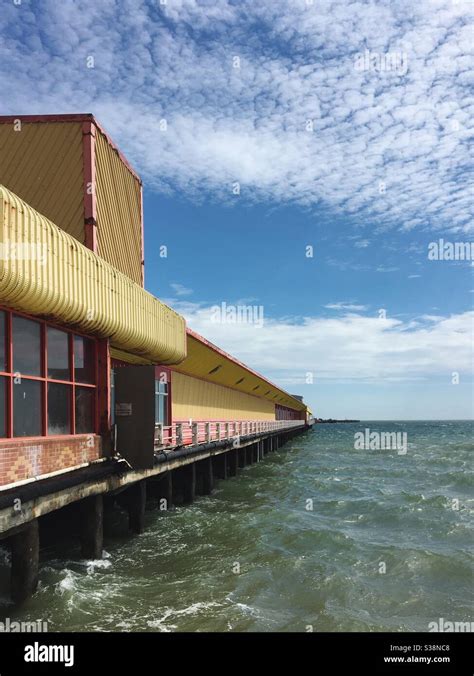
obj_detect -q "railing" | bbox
[154,419,306,449]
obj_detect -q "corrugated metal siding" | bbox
[95,129,143,286]
[175,333,306,412]
[110,347,151,365]
[172,372,275,421]
[0,186,186,364]
[0,121,84,243]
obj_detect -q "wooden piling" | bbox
[80,495,104,559]
[213,453,227,480]
[196,457,213,496]
[182,463,196,504]
[228,449,239,476]
[128,481,146,534]
[11,519,39,604]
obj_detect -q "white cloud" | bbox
[170,282,193,297]
[168,300,474,384]
[324,302,369,311]
[354,239,370,249]
[0,0,472,232]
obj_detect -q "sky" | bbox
[0,0,473,419]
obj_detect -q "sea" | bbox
[0,420,472,632]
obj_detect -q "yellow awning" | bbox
[0,186,186,364]
[173,329,306,412]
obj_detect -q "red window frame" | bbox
[0,307,98,439]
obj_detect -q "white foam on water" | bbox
[57,570,77,595]
[175,601,222,616]
[146,601,222,631]
[225,593,261,618]
[86,559,112,575]
[147,608,178,632]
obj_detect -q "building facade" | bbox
[0,113,310,490]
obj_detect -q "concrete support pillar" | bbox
[238,447,246,468]
[128,481,146,534]
[182,463,196,503]
[213,453,227,480]
[11,519,39,604]
[148,473,173,511]
[246,446,253,465]
[160,473,173,511]
[197,457,213,496]
[228,449,238,476]
[253,444,259,463]
[80,495,103,559]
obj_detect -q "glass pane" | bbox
[110,369,115,426]
[155,392,159,422]
[47,327,70,380]
[48,383,70,435]
[13,316,41,376]
[0,311,5,372]
[13,379,42,437]
[155,393,168,425]
[74,335,95,384]
[75,387,94,433]
[0,376,5,437]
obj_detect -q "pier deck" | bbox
[0,422,311,603]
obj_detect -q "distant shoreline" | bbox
[315,419,360,424]
[314,419,474,423]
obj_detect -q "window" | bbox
[14,379,42,437]
[48,383,71,435]
[74,335,95,384]
[75,387,94,434]
[110,369,115,426]
[13,316,41,376]
[0,312,5,373]
[155,378,169,426]
[0,377,5,437]
[0,308,97,438]
[47,327,70,380]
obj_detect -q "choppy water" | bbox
[0,421,472,632]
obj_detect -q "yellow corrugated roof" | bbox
[173,329,306,412]
[0,185,186,364]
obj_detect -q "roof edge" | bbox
[186,327,306,411]
[0,113,142,185]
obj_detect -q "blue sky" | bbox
[1,0,473,419]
